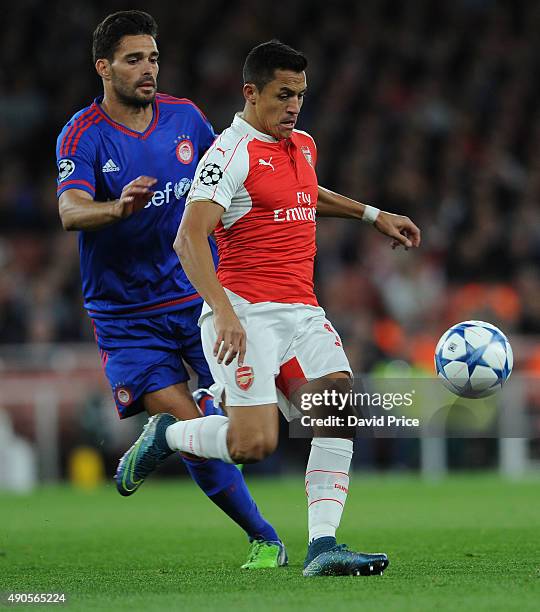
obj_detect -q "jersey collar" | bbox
[233,113,278,143]
[93,96,160,139]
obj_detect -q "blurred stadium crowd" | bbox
[1,0,540,374]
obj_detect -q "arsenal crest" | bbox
[235,366,254,391]
[301,145,313,166]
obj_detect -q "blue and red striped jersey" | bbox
[56,94,216,318]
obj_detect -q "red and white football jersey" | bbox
[187,113,319,306]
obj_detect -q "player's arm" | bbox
[174,200,246,366]
[317,185,421,249]
[58,176,157,231]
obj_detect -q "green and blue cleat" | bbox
[303,537,389,577]
[241,539,288,569]
[115,413,176,496]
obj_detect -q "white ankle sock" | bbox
[305,438,353,542]
[165,415,233,463]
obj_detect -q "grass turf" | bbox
[0,475,539,611]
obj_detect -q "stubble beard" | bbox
[112,75,156,109]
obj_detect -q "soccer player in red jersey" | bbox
[120,40,420,576]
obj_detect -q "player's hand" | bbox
[114,176,157,218]
[213,307,247,366]
[374,211,421,250]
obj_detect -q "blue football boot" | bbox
[115,413,177,496]
[303,536,389,577]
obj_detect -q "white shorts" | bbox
[199,290,352,421]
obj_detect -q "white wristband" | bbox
[362,204,380,224]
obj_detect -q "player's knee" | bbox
[228,433,276,463]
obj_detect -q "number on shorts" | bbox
[324,323,342,347]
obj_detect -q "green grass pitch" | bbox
[1,475,539,611]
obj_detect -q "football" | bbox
[434,320,513,398]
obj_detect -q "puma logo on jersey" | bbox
[258,157,274,171]
[216,147,230,156]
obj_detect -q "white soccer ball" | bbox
[434,320,513,399]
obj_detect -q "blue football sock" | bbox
[183,456,279,542]
[195,392,224,417]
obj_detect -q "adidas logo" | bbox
[102,159,120,173]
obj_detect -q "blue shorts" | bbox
[92,304,213,419]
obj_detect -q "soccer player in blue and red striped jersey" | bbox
[56,11,285,569]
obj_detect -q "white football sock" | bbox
[305,437,353,542]
[165,415,234,463]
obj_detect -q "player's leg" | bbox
[115,303,288,567]
[143,381,201,420]
[225,403,285,568]
[301,374,388,576]
[163,401,285,568]
[97,313,208,495]
[167,307,283,548]
[140,385,282,546]
[298,372,354,541]
[163,301,283,464]
[111,307,285,564]
[281,309,389,576]
[115,302,283,467]
[118,398,286,566]
[168,401,280,464]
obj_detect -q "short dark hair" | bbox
[243,40,307,91]
[92,11,158,63]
